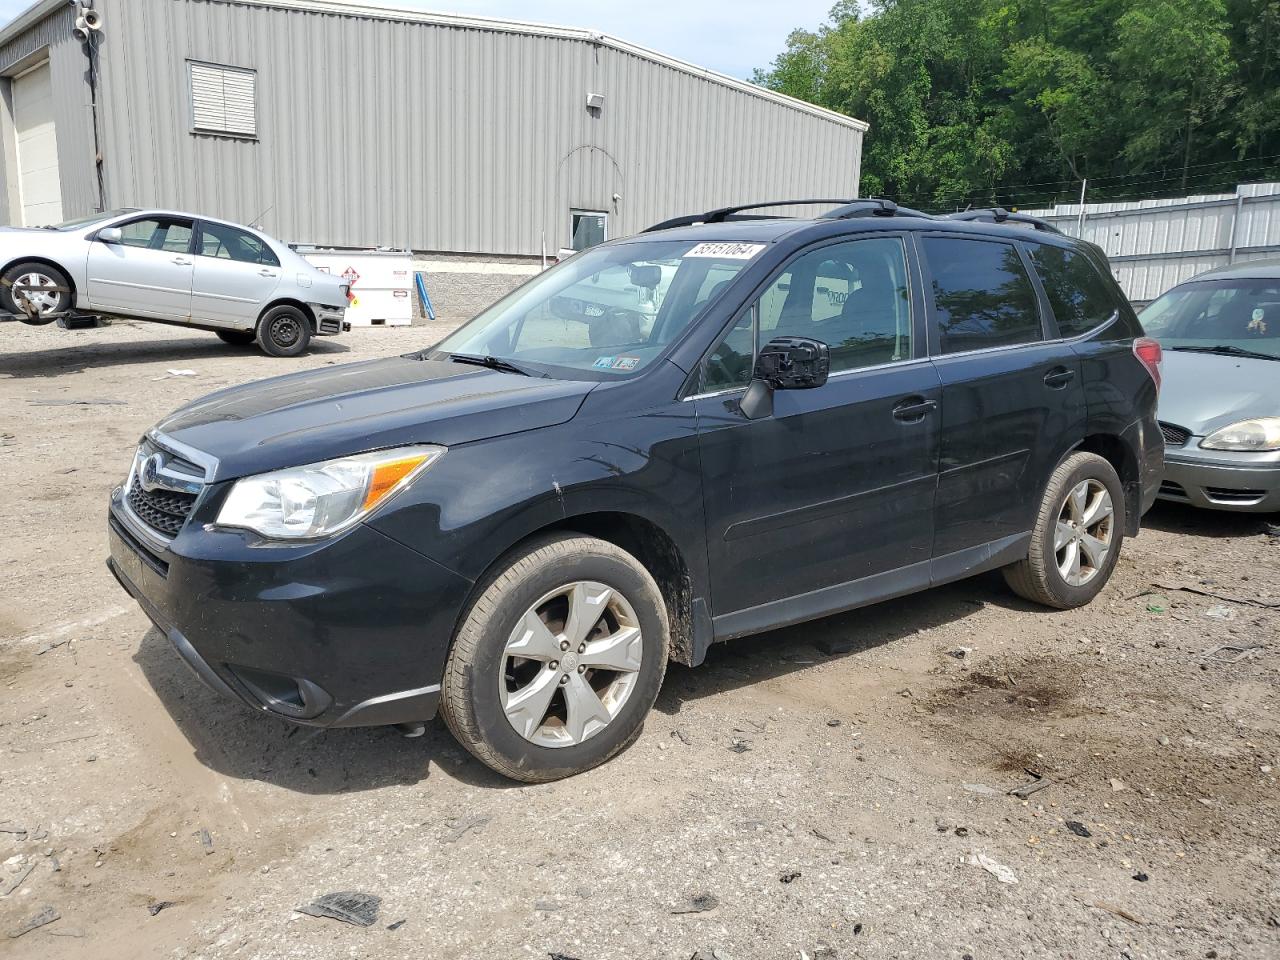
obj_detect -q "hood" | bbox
[154,356,596,481]
[1157,349,1280,436]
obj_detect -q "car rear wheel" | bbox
[256,305,312,357]
[216,329,257,347]
[1,262,72,325]
[439,533,669,782]
[1003,451,1125,609]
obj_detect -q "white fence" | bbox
[1022,182,1280,304]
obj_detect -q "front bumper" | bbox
[1159,446,1280,513]
[310,303,349,336]
[107,488,473,727]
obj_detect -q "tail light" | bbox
[341,283,353,302]
[1133,337,1162,392]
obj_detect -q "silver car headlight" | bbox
[216,445,445,539]
[1199,418,1280,452]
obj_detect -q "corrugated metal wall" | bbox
[1023,182,1280,303]
[22,0,862,255]
[0,4,98,225]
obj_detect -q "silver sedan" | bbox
[0,208,349,356]
[1139,258,1280,513]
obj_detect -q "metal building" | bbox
[0,0,866,269]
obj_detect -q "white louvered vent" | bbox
[189,61,256,138]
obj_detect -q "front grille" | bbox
[127,484,197,537]
[1159,422,1191,447]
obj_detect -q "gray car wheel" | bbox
[440,533,669,782]
[1,262,72,325]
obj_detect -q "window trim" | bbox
[683,231,924,400]
[187,59,258,141]
[569,209,609,251]
[917,231,1050,358]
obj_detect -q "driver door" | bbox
[693,235,942,630]
[86,215,195,320]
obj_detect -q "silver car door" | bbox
[85,216,195,319]
[190,221,283,328]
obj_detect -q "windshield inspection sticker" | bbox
[685,242,767,259]
[594,356,641,371]
[593,356,617,369]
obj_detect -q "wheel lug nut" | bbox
[560,641,570,651]
[578,665,586,673]
[548,660,558,670]
[577,644,585,654]
[559,675,569,685]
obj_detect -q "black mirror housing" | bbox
[754,336,829,389]
[629,264,662,289]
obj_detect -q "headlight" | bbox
[216,445,445,539]
[1199,418,1280,452]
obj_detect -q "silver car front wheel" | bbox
[2,261,71,325]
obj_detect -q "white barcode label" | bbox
[684,242,767,259]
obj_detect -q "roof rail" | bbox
[947,208,1062,234]
[822,199,938,220]
[644,199,860,233]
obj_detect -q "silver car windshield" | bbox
[431,240,764,378]
[49,209,140,231]
[1140,279,1280,360]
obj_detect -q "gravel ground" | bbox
[0,318,1277,960]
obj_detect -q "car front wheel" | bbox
[440,534,669,782]
[1,262,72,325]
[256,305,312,357]
[1003,451,1125,609]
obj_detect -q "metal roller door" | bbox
[13,61,63,227]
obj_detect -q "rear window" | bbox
[1029,244,1118,337]
[923,237,1042,354]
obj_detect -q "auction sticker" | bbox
[685,242,767,259]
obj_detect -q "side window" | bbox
[198,223,279,266]
[1029,244,1118,337]
[700,237,913,388]
[117,218,193,253]
[755,237,913,372]
[923,237,1042,354]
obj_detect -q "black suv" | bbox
[107,200,1163,782]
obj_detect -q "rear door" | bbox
[694,234,941,628]
[920,234,1087,560]
[86,215,195,319]
[191,221,283,327]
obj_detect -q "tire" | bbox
[216,329,257,347]
[440,533,670,783]
[1003,452,1126,609]
[1,261,72,326]
[256,305,312,357]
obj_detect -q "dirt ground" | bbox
[0,318,1277,960]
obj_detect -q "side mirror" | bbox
[97,226,123,244]
[739,336,830,421]
[755,336,829,389]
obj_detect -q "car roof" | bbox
[1185,257,1280,283]
[111,208,268,236]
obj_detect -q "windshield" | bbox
[49,208,140,231]
[431,239,764,378]
[1139,279,1280,360]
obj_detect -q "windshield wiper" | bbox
[447,353,536,377]
[1168,344,1278,362]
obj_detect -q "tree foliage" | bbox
[752,0,1277,209]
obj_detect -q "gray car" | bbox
[0,208,349,356]
[1139,259,1280,512]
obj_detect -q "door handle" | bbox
[1043,366,1076,388]
[259,269,278,277]
[172,257,192,266]
[892,397,938,422]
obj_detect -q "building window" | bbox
[188,61,257,138]
[570,210,607,251]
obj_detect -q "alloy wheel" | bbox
[1055,479,1114,587]
[499,581,644,748]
